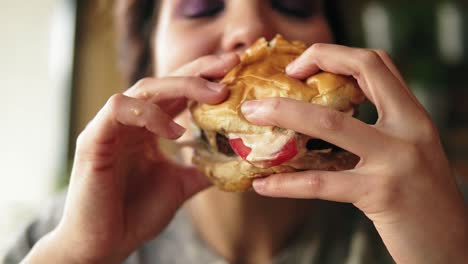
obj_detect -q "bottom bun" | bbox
[193,142,360,192]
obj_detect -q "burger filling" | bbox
[228,129,299,168]
[197,107,355,169]
[215,133,236,156]
[199,129,340,169]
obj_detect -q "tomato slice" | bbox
[229,138,252,159]
[265,139,298,166]
[229,138,298,166]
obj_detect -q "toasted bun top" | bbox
[191,35,364,134]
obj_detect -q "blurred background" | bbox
[1,0,467,260]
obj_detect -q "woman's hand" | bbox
[24,54,240,264]
[241,44,468,263]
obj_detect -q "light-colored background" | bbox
[0,0,68,257]
[0,0,122,259]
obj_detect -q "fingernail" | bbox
[286,60,298,73]
[169,122,186,137]
[253,178,267,192]
[241,101,259,117]
[206,82,226,92]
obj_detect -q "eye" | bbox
[271,0,318,19]
[178,0,225,19]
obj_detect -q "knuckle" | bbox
[76,131,87,148]
[267,174,289,193]
[376,176,402,209]
[414,118,439,145]
[378,141,424,180]
[107,93,124,108]
[305,173,322,195]
[133,77,155,90]
[107,93,125,114]
[268,97,282,112]
[148,102,165,121]
[74,130,95,160]
[318,108,344,131]
[143,103,163,128]
[310,43,325,53]
[263,98,283,125]
[356,49,382,69]
[188,56,218,76]
[180,77,207,97]
[374,49,391,60]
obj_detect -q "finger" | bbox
[171,53,240,78]
[159,98,188,117]
[372,50,425,110]
[241,98,386,157]
[252,170,363,203]
[372,50,405,87]
[82,94,186,149]
[123,54,238,117]
[126,164,211,238]
[286,43,416,116]
[124,77,229,105]
[173,165,212,199]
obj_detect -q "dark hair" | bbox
[114,0,345,85]
[115,0,158,85]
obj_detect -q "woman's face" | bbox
[154,0,333,76]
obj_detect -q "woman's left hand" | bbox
[241,43,468,264]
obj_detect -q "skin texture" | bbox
[244,44,468,263]
[23,0,467,263]
[155,1,335,263]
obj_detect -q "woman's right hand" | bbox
[23,53,240,264]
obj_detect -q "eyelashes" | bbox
[176,0,319,19]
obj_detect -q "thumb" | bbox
[173,165,212,199]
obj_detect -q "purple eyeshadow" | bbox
[176,0,224,18]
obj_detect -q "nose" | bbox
[221,2,275,54]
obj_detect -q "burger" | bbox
[190,35,365,192]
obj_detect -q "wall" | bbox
[0,0,72,258]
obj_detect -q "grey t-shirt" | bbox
[4,193,394,264]
[5,175,468,263]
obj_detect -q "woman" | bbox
[7,0,467,263]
